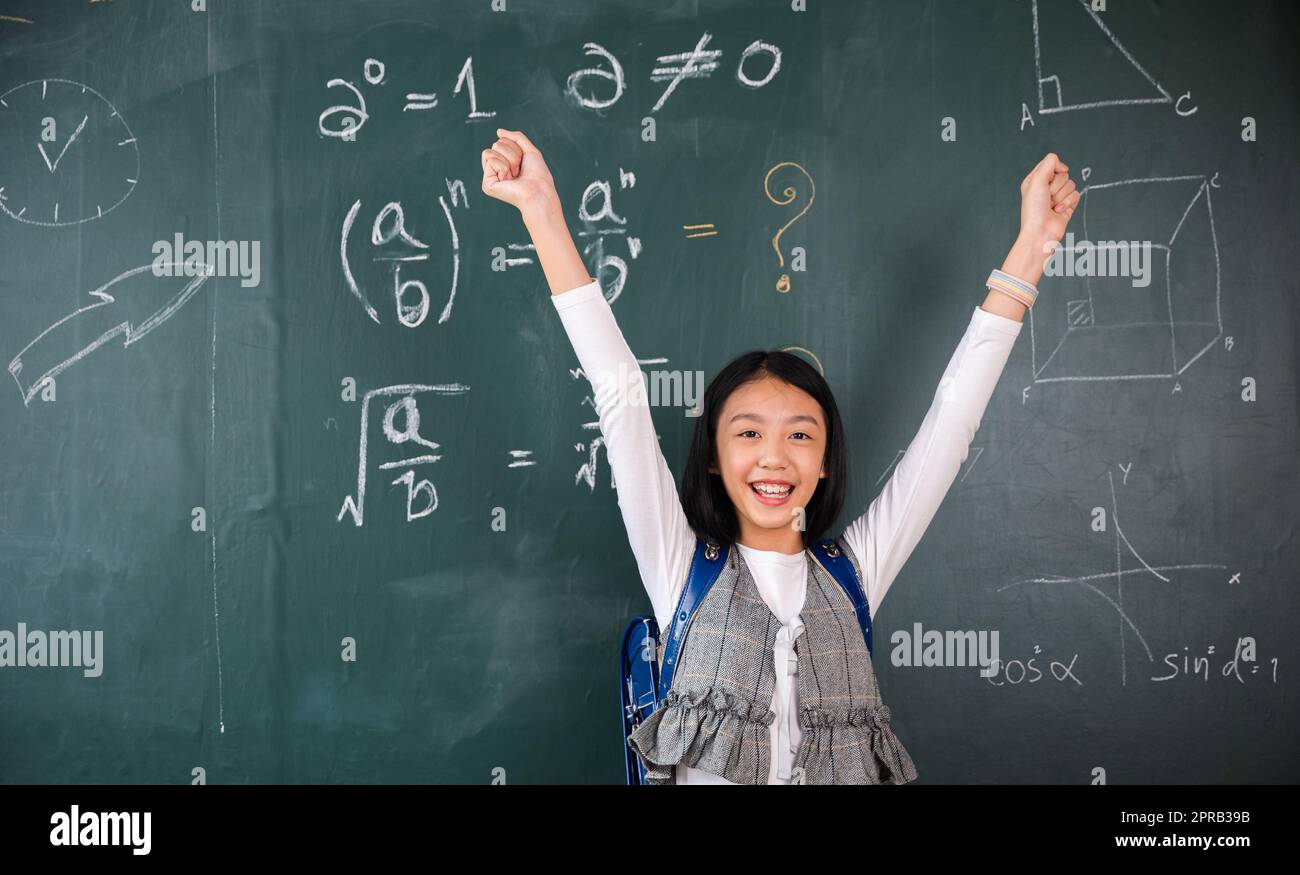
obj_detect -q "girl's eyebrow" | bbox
[728,412,821,427]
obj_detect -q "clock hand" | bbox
[37,142,55,173]
[49,115,90,173]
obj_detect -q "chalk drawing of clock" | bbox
[0,79,141,227]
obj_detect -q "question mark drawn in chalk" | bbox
[764,161,815,293]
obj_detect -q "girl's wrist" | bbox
[1002,232,1050,286]
[520,192,565,230]
[519,194,594,295]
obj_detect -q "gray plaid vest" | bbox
[627,533,918,785]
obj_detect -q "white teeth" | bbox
[752,483,793,496]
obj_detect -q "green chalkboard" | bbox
[1,0,1297,784]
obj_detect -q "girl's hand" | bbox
[481,128,560,215]
[1018,152,1080,257]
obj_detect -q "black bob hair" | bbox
[681,349,847,549]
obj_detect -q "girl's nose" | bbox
[759,443,791,468]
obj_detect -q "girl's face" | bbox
[708,374,828,553]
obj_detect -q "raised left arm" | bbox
[842,151,1081,616]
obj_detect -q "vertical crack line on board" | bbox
[208,11,225,735]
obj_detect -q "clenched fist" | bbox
[1019,152,1080,256]
[481,128,560,215]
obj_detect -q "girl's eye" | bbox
[738,430,812,440]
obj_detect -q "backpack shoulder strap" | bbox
[657,537,729,700]
[809,538,874,655]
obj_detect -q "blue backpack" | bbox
[618,536,874,785]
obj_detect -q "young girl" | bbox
[482,128,1079,785]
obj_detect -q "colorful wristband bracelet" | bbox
[986,268,1039,309]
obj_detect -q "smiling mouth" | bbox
[749,481,794,504]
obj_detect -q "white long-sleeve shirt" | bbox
[551,279,1022,784]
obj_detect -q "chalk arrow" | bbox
[8,262,213,406]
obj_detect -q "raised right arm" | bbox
[481,129,694,631]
